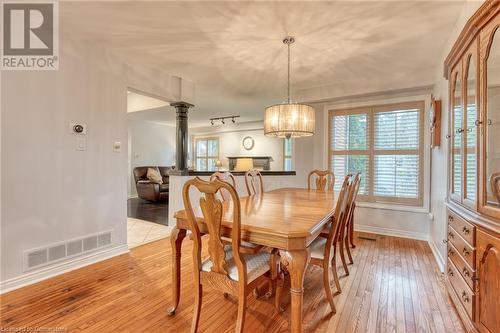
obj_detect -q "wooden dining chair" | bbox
[307,170,335,191]
[340,173,361,268]
[245,169,264,195]
[182,177,281,333]
[276,175,352,314]
[210,171,236,201]
[211,171,264,255]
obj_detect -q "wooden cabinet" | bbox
[476,230,500,333]
[445,2,500,332]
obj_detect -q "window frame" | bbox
[194,136,219,171]
[283,138,293,171]
[328,101,424,206]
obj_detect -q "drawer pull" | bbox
[448,248,455,256]
[448,269,454,277]
[461,291,470,303]
[462,267,470,277]
[448,232,454,240]
[462,226,470,235]
[462,248,470,257]
[448,215,454,222]
[443,239,448,244]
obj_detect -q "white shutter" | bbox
[329,102,423,206]
[373,108,420,200]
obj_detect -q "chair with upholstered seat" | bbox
[306,174,352,313]
[245,170,264,195]
[210,171,237,201]
[341,173,361,266]
[183,177,281,333]
[211,171,264,255]
[308,170,335,191]
[277,175,351,313]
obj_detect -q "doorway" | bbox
[126,89,176,248]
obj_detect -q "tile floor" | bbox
[127,218,172,248]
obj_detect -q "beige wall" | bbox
[0,38,192,290]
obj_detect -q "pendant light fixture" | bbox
[264,36,315,139]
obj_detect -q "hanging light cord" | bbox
[287,40,291,104]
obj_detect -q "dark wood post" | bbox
[170,101,193,175]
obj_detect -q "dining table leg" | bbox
[167,226,186,316]
[281,249,311,333]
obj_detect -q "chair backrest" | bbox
[490,172,500,203]
[210,172,237,201]
[182,177,246,281]
[323,174,352,258]
[245,170,264,195]
[344,173,361,228]
[308,170,335,191]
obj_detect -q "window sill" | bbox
[356,201,428,214]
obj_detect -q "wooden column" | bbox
[170,101,193,175]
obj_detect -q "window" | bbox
[283,138,293,171]
[329,101,424,206]
[195,137,219,171]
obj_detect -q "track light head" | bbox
[222,119,225,125]
[232,118,235,123]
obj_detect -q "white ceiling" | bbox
[61,1,465,127]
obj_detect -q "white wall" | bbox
[128,120,176,197]
[294,92,433,242]
[0,38,193,291]
[429,0,483,270]
[191,125,286,171]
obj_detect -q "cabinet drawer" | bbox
[448,225,476,269]
[448,242,475,290]
[447,210,475,246]
[446,259,475,320]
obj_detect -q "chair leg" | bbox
[331,248,341,293]
[345,232,353,264]
[274,272,285,313]
[266,249,280,299]
[235,291,247,333]
[191,284,203,333]
[339,229,349,276]
[349,208,356,249]
[322,263,336,313]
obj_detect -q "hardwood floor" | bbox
[127,197,169,226]
[0,232,465,333]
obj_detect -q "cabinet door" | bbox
[451,68,464,203]
[479,17,500,220]
[476,229,500,333]
[464,47,479,208]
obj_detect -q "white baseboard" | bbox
[427,238,445,272]
[0,244,129,294]
[354,224,428,241]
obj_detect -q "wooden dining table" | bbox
[168,188,337,333]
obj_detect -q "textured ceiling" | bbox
[60,1,465,127]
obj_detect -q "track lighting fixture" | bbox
[209,115,240,126]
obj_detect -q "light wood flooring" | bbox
[0,232,465,333]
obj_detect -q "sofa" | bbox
[133,166,173,202]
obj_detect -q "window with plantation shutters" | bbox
[329,101,424,206]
